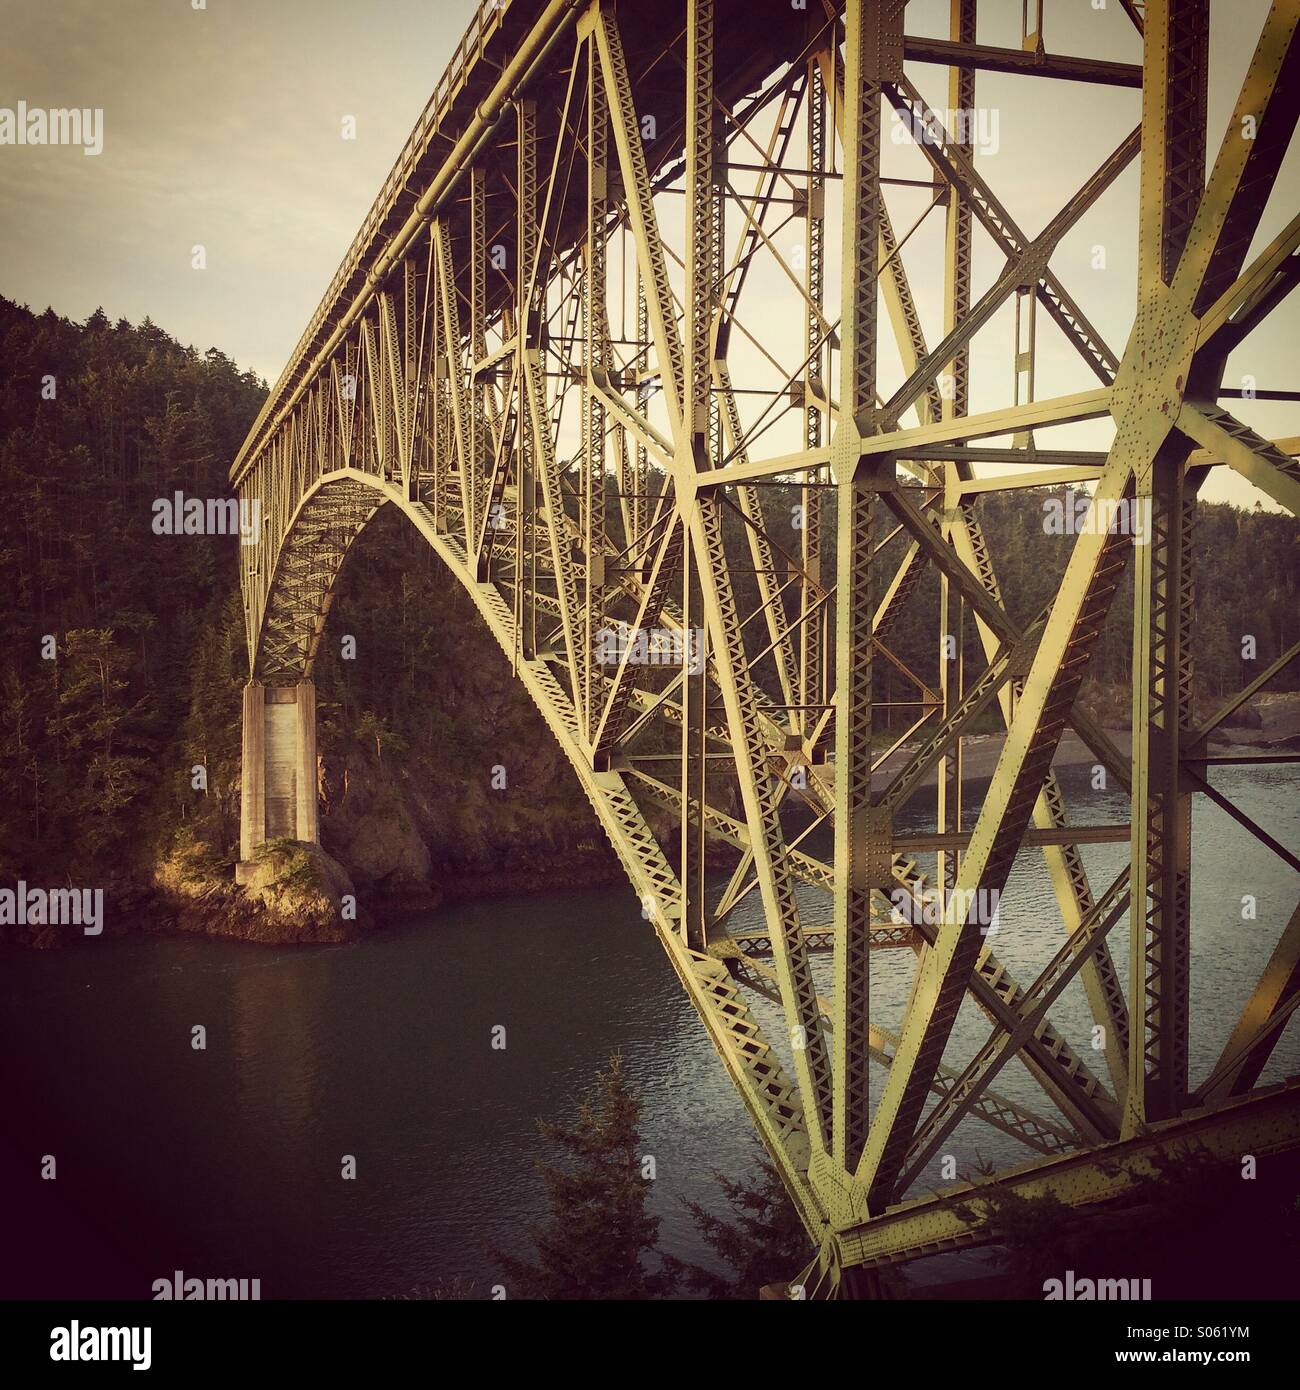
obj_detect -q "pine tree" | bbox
[497,1054,669,1300]
[662,1142,811,1299]
[52,628,155,856]
[950,1145,1300,1299]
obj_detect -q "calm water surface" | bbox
[2,766,1295,1297]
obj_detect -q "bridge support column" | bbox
[295,680,319,844]
[238,680,265,871]
[236,678,320,884]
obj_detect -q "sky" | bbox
[0,0,1295,510]
[0,0,481,383]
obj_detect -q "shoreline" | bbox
[874,719,1300,791]
[7,706,1295,951]
[873,727,1130,789]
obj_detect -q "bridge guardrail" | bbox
[234,0,514,480]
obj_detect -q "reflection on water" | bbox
[1,766,1295,1297]
[3,887,756,1298]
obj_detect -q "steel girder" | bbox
[233,0,1300,1289]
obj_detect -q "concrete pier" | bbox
[236,679,319,883]
[295,680,319,844]
[238,681,265,869]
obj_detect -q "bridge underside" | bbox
[231,0,1300,1291]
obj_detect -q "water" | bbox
[2,766,1295,1298]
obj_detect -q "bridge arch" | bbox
[240,460,827,1240]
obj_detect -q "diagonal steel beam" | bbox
[859,455,1137,1207]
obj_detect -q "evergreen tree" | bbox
[663,1142,811,1299]
[52,629,155,855]
[498,1054,669,1300]
[0,295,266,877]
[951,1145,1300,1299]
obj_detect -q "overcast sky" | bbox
[0,0,480,383]
[1,0,1295,510]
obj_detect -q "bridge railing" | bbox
[236,0,515,479]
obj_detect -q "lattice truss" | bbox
[232,0,1300,1286]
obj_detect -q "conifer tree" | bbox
[662,1143,811,1299]
[498,1054,669,1300]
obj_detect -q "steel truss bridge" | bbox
[232,0,1300,1295]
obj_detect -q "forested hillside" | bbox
[1,297,1295,933]
[0,299,264,874]
[860,483,1298,718]
[0,297,611,904]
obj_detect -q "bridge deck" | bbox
[233,0,808,484]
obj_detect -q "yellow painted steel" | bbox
[233,0,1300,1293]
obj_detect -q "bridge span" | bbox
[231,0,1300,1294]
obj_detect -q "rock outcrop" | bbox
[152,837,367,944]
